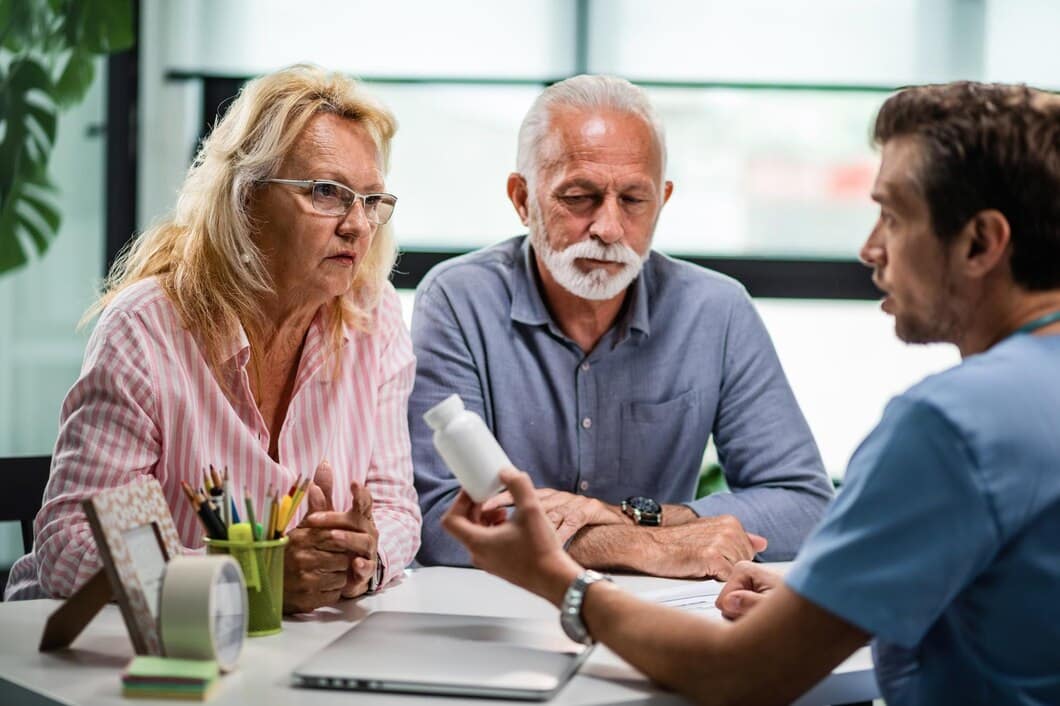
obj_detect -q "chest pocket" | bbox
[617,389,703,491]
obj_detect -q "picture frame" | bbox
[80,476,184,655]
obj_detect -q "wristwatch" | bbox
[621,496,662,526]
[367,553,385,593]
[560,570,613,644]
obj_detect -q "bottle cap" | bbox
[423,394,466,430]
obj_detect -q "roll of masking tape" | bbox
[159,555,247,672]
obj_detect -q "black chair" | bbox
[0,455,52,553]
[0,455,51,598]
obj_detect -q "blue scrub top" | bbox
[787,333,1060,706]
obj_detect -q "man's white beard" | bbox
[529,214,648,301]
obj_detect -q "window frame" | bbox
[144,73,882,301]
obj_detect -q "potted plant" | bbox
[0,0,133,274]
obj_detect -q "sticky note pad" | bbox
[124,656,219,682]
[122,682,220,701]
[122,656,219,700]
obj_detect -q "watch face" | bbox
[623,496,662,525]
[627,496,661,514]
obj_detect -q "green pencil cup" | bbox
[205,536,288,637]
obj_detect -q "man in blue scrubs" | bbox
[443,81,1060,705]
[411,74,832,575]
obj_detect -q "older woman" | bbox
[4,65,421,612]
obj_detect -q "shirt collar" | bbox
[222,302,350,371]
[509,235,653,340]
[510,237,553,327]
[224,324,252,369]
[626,262,651,337]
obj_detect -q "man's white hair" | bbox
[515,74,667,186]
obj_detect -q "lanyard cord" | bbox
[1013,310,1060,336]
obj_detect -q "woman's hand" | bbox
[282,462,379,612]
[283,525,362,613]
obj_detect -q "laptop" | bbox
[291,611,593,701]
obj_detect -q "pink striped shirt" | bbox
[5,277,421,600]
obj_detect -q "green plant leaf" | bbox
[60,0,85,47]
[695,463,729,498]
[0,235,29,272]
[0,0,136,276]
[18,200,55,254]
[55,48,96,107]
[25,100,59,161]
[0,58,57,177]
[81,0,134,53]
[6,55,55,107]
[1,0,47,52]
[0,58,59,273]
[21,185,62,232]
[0,178,30,272]
[0,171,63,272]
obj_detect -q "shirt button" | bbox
[579,480,589,491]
[581,417,592,429]
[580,362,590,372]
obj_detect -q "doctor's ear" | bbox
[962,210,1010,277]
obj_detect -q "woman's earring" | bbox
[240,251,252,264]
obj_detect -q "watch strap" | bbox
[366,553,385,593]
[559,570,612,644]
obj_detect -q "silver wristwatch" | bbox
[560,570,612,644]
[367,553,385,593]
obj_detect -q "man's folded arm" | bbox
[709,293,834,559]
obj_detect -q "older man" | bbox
[445,82,1060,706]
[409,75,832,575]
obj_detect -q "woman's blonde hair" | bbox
[89,63,398,380]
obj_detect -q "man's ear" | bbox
[960,209,1011,278]
[507,173,531,226]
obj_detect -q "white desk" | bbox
[0,566,878,705]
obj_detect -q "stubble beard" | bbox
[891,270,962,346]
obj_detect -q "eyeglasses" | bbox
[259,178,398,225]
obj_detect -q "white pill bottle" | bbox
[424,394,510,502]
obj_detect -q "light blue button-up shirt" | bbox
[409,236,832,565]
